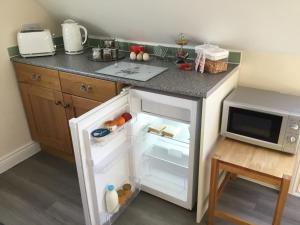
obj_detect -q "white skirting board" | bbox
[0,141,41,174]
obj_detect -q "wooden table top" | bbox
[213,138,297,179]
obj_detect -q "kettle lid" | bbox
[63,19,77,24]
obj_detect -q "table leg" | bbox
[272,175,291,225]
[208,157,220,225]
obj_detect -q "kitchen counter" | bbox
[11,50,239,98]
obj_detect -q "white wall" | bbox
[35,0,300,54]
[0,0,59,161]
[240,51,300,96]
[35,0,300,95]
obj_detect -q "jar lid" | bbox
[195,44,229,61]
[63,19,77,24]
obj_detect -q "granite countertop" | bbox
[12,50,239,98]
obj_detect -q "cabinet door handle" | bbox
[63,103,71,108]
[80,84,87,92]
[55,100,62,105]
[86,85,92,92]
[31,74,41,81]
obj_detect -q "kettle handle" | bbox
[79,25,88,45]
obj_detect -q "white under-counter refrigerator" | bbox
[70,87,201,225]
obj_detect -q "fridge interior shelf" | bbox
[143,147,188,169]
[141,169,188,202]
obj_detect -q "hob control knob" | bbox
[290,136,297,143]
[290,124,299,130]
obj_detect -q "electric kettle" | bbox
[62,19,88,55]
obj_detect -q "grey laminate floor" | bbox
[0,152,300,225]
[0,152,84,225]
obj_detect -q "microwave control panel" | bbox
[283,116,300,154]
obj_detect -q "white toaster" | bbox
[17,29,56,57]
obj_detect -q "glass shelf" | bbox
[140,168,188,202]
[143,147,189,169]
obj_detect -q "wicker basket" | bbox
[205,59,228,74]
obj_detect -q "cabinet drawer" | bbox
[15,63,61,91]
[60,72,117,102]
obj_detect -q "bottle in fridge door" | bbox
[69,87,201,225]
[105,184,119,214]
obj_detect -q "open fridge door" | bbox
[69,89,140,225]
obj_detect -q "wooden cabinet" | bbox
[19,83,73,155]
[15,63,122,161]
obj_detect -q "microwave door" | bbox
[69,91,136,225]
[224,106,285,150]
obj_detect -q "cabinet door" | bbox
[63,94,102,119]
[19,83,73,154]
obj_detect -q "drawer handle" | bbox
[31,74,41,81]
[54,100,62,105]
[80,84,92,92]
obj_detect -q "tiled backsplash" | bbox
[88,37,241,64]
[8,36,241,64]
[7,46,20,58]
[88,38,196,59]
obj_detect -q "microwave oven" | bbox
[221,87,300,154]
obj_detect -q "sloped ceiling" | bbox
[35,0,300,54]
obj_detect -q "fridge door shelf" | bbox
[92,142,131,174]
[91,121,132,147]
[101,187,140,225]
[91,138,140,225]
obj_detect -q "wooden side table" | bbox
[208,138,296,225]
